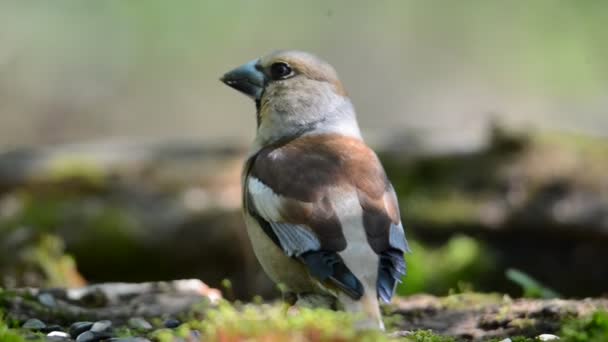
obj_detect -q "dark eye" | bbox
[270,62,293,80]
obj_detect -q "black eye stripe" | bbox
[270,62,293,80]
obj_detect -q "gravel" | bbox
[127,318,153,331]
[76,330,112,342]
[69,322,94,338]
[163,318,181,329]
[90,320,112,333]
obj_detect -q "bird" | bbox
[220,50,410,330]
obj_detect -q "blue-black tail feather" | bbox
[377,248,406,303]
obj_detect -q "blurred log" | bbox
[0,140,246,199]
[1,130,607,298]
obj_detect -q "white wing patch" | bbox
[247,176,321,257]
[248,177,285,221]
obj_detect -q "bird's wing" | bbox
[360,182,411,302]
[244,134,409,301]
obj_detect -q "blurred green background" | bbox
[0,1,607,300]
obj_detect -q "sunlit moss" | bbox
[46,157,106,188]
[0,229,84,288]
[150,328,177,342]
[560,311,608,342]
[189,301,389,341]
[21,234,85,287]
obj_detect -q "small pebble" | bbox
[163,318,181,328]
[22,318,46,330]
[38,293,57,307]
[90,320,112,333]
[76,330,111,342]
[47,331,70,338]
[537,334,560,341]
[69,322,94,338]
[127,317,153,331]
[76,331,96,342]
[499,338,512,342]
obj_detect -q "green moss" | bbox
[561,311,608,342]
[21,234,83,287]
[46,156,107,188]
[382,307,405,332]
[181,301,390,341]
[0,229,84,288]
[150,328,176,342]
[404,330,456,342]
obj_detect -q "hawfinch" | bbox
[220,50,410,330]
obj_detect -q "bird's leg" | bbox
[336,292,385,331]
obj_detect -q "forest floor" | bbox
[1,280,607,342]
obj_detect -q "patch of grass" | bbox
[506,268,560,299]
[398,235,494,296]
[560,311,608,342]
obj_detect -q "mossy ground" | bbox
[2,287,608,342]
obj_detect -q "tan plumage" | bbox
[221,50,410,330]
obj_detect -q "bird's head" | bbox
[221,50,360,145]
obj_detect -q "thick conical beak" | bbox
[220,59,265,99]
